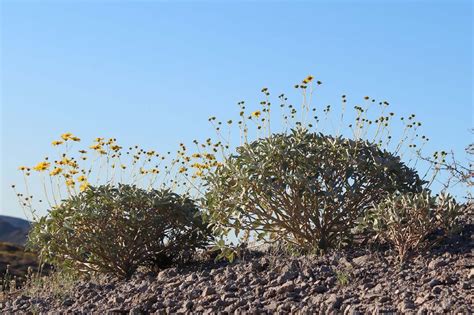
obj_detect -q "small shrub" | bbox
[28,184,213,278]
[205,128,425,252]
[335,270,350,286]
[363,191,462,262]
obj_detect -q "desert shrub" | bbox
[363,191,462,262]
[204,127,425,252]
[14,134,193,221]
[28,184,213,278]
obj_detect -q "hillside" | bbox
[0,215,30,245]
[0,242,38,280]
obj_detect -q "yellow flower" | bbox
[33,161,50,171]
[61,133,73,141]
[69,169,79,175]
[98,149,107,155]
[70,136,81,142]
[77,175,87,182]
[151,169,160,174]
[50,167,63,176]
[90,144,102,150]
[94,137,104,142]
[80,182,89,192]
[196,170,203,177]
[52,140,64,146]
[303,75,314,84]
[111,145,122,151]
[179,167,187,174]
[18,166,28,171]
[203,153,216,160]
[65,179,75,187]
[146,151,155,156]
[191,153,202,158]
[251,111,261,118]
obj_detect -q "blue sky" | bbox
[1,0,472,219]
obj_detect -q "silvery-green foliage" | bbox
[364,191,462,261]
[204,127,425,252]
[28,184,213,278]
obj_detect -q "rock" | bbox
[352,255,370,266]
[263,288,276,299]
[222,284,238,292]
[398,300,415,312]
[202,287,217,297]
[469,268,474,280]
[129,307,142,315]
[363,293,380,302]
[266,301,279,311]
[183,300,193,310]
[276,282,295,295]
[339,257,352,268]
[325,294,343,310]
[428,279,442,287]
[432,286,443,294]
[313,285,327,293]
[62,298,74,307]
[157,268,177,281]
[371,283,383,293]
[277,271,298,284]
[415,296,426,305]
[428,258,447,270]
[106,307,128,314]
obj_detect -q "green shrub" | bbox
[28,184,213,278]
[204,127,425,252]
[363,191,461,262]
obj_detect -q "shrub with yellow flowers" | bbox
[15,133,192,218]
[183,75,440,258]
[27,184,213,278]
[15,133,213,277]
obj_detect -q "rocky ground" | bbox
[1,221,472,314]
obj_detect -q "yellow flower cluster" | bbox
[79,182,89,192]
[33,161,50,171]
[50,167,63,176]
[191,163,210,170]
[60,133,80,142]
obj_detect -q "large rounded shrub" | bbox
[205,128,425,252]
[28,184,213,278]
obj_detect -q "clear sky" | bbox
[1,0,472,219]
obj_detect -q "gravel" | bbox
[1,219,472,314]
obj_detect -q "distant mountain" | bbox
[0,215,31,245]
